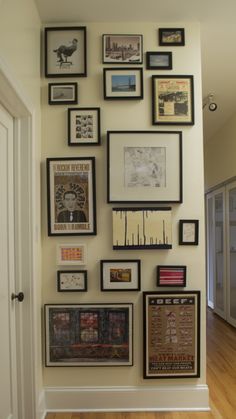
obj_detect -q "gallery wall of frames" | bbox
[41,22,206,389]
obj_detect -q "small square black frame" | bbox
[179,219,199,245]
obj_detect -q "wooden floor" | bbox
[46,309,236,419]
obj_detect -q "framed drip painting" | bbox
[46,157,96,236]
[100,259,141,291]
[143,291,200,378]
[102,34,143,64]
[44,303,133,366]
[107,130,182,203]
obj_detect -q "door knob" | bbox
[11,292,24,302]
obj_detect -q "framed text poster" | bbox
[143,291,200,378]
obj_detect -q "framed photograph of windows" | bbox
[102,34,143,64]
[152,75,194,125]
[157,265,186,287]
[46,157,96,236]
[107,130,182,203]
[146,51,172,70]
[57,244,87,266]
[67,107,101,146]
[143,290,200,378]
[44,26,87,77]
[100,259,141,291]
[57,270,87,291]
[179,219,199,245]
[48,82,78,105]
[44,303,133,366]
[103,68,143,100]
[159,28,185,46]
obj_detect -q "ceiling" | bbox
[35,0,236,141]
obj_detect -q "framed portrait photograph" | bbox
[159,28,185,46]
[46,157,96,236]
[102,34,143,64]
[48,82,78,105]
[107,130,182,203]
[146,51,172,70]
[179,219,199,245]
[44,26,87,77]
[100,259,141,291]
[44,303,133,366]
[67,107,101,146]
[112,207,172,250]
[152,75,194,125]
[57,243,87,266]
[103,68,143,100]
[157,265,186,287]
[143,290,200,378]
[57,270,87,291]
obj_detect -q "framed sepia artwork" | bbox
[103,68,143,100]
[57,270,87,291]
[44,303,133,366]
[102,34,143,64]
[67,107,101,146]
[179,219,199,245]
[44,26,87,77]
[157,265,186,287]
[48,82,78,105]
[152,75,194,125]
[159,28,185,46]
[146,51,172,70]
[100,259,141,291]
[112,207,172,250]
[107,130,182,203]
[143,290,200,378]
[57,243,87,265]
[46,157,96,236]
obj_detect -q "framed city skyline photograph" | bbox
[68,107,101,145]
[103,68,143,100]
[146,51,172,70]
[57,270,87,291]
[100,259,141,291]
[159,28,185,46]
[102,34,143,64]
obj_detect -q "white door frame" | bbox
[0,56,38,418]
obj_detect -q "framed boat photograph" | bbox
[103,68,143,100]
[48,82,78,105]
[100,259,141,291]
[102,34,143,64]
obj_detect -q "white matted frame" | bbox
[57,243,87,265]
[57,270,87,291]
[103,68,143,100]
[100,259,141,291]
[68,107,101,145]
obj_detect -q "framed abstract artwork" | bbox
[57,270,87,291]
[157,265,186,287]
[179,219,199,245]
[100,259,141,291]
[56,244,87,266]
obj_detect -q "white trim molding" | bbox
[44,385,209,412]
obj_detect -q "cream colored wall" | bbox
[42,22,206,388]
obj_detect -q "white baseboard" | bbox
[43,385,209,412]
[38,390,46,419]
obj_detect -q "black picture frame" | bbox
[102,34,143,64]
[68,107,101,146]
[46,157,96,236]
[44,26,87,78]
[103,68,143,100]
[159,28,185,46]
[157,265,187,287]
[57,270,87,292]
[48,82,78,105]
[100,259,141,291]
[179,219,199,245]
[146,51,172,70]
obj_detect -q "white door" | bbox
[226,180,236,327]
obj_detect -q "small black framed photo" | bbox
[179,219,199,245]
[57,270,87,292]
[48,82,78,105]
[102,34,143,64]
[44,26,87,77]
[146,52,172,70]
[68,107,101,146]
[100,260,141,291]
[157,265,186,287]
[103,68,143,100]
[159,28,185,46]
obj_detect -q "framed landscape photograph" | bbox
[179,219,199,245]
[68,107,101,145]
[57,270,87,291]
[102,34,143,64]
[44,26,87,77]
[100,259,141,291]
[143,290,200,378]
[103,68,143,100]
[146,51,172,70]
[46,157,96,236]
[159,28,185,46]
[157,265,186,287]
[107,130,182,203]
[48,82,78,105]
[44,303,133,366]
[152,75,194,125]
[57,243,87,265]
[112,207,172,250]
